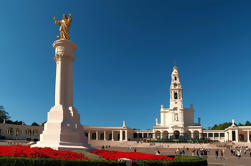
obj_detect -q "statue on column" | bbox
[53,13,72,40]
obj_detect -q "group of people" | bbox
[175,147,210,157]
[230,146,251,159]
[101,145,111,149]
[215,149,225,160]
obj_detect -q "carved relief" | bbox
[54,45,75,62]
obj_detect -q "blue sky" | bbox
[0,0,250,129]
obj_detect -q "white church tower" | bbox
[156,66,184,128]
[153,66,203,140]
[169,66,184,126]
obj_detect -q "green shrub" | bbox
[0,156,207,166]
[133,156,207,166]
[0,157,126,166]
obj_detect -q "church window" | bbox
[175,114,178,121]
[174,77,177,80]
[174,92,178,99]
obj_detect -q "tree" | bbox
[31,122,39,126]
[41,121,47,127]
[211,122,232,130]
[0,106,10,123]
[238,122,244,126]
[245,121,251,126]
[6,120,23,125]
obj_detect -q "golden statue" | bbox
[53,13,72,40]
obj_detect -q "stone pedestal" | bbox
[31,39,92,150]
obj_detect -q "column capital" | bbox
[53,39,77,62]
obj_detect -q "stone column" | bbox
[229,131,232,141]
[125,131,128,141]
[96,131,98,140]
[104,131,106,141]
[247,130,250,143]
[199,133,202,139]
[120,130,123,141]
[112,130,114,141]
[153,133,155,140]
[224,132,228,142]
[160,132,163,140]
[236,130,239,142]
[88,131,91,140]
[31,39,91,150]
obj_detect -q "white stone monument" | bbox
[32,39,91,150]
[32,14,91,150]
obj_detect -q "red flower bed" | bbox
[92,149,175,160]
[0,145,89,160]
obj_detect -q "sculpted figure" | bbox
[53,13,72,40]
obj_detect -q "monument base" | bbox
[31,142,93,151]
[31,105,93,151]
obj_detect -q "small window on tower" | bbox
[174,92,178,99]
[174,77,177,80]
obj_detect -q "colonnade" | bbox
[225,130,251,143]
[86,130,128,141]
[153,130,202,140]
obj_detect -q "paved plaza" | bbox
[95,146,251,166]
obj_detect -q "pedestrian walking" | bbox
[215,149,218,160]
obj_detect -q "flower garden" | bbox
[0,145,207,166]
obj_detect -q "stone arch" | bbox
[174,130,180,139]
[185,131,191,140]
[7,128,14,136]
[15,128,21,136]
[193,130,199,140]
[162,131,169,140]
[155,131,161,139]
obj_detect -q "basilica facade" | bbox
[152,66,203,140]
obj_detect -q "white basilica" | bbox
[152,66,203,140]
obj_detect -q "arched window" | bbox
[7,128,14,136]
[174,92,178,99]
[174,130,180,139]
[15,128,21,136]
[174,77,177,80]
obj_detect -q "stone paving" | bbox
[103,146,251,166]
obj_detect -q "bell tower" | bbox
[169,66,184,126]
[170,66,183,109]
